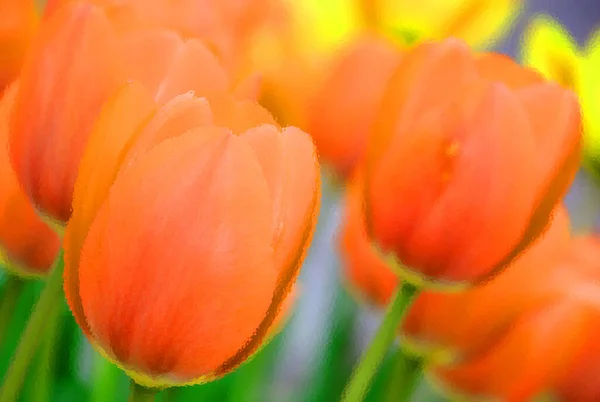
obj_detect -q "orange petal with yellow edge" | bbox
[78,127,276,382]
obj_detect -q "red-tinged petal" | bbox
[405,84,538,282]
[79,127,276,382]
[10,2,122,222]
[154,39,229,104]
[476,53,544,88]
[402,207,571,359]
[0,83,59,275]
[433,301,592,401]
[64,81,157,334]
[340,173,398,307]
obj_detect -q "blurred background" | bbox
[1,0,600,401]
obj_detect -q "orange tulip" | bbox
[365,38,581,286]
[44,0,275,73]
[551,236,600,402]
[0,0,38,89]
[308,35,403,178]
[400,208,582,400]
[339,172,398,307]
[0,83,60,276]
[9,2,249,224]
[63,81,320,387]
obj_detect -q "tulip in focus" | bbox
[9,2,253,224]
[400,209,582,400]
[365,38,581,286]
[0,83,60,277]
[308,35,403,178]
[63,81,320,387]
[339,172,398,307]
[0,0,38,89]
[376,0,523,49]
[522,15,600,181]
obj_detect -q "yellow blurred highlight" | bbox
[522,15,600,179]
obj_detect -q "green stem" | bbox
[128,381,157,402]
[341,282,419,402]
[0,276,24,347]
[30,301,64,402]
[385,348,423,402]
[90,353,122,402]
[0,250,65,402]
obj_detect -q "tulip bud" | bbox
[64,83,320,386]
[365,39,581,286]
[0,0,39,89]
[0,83,60,276]
[308,35,403,179]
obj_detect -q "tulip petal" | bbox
[154,39,229,104]
[123,92,213,165]
[0,83,60,275]
[10,2,122,221]
[433,300,591,401]
[78,127,276,382]
[217,125,320,374]
[404,84,538,282]
[476,53,543,88]
[65,81,157,334]
[209,94,279,134]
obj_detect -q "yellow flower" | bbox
[376,0,523,49]
[522,15,600,176]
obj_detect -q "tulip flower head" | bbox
[365,38,581,287]
[63,82,320,387]
[9,1,249,224]
[401,209,581,400]
[0,83,60,277]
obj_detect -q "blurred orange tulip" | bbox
[9,2,250,224]
[0,0,38,89]
[63,81,320,387]
[308,35,403,178]
[551,236,600,402]
[339,172,398,307]
[44,0,276,73]
[0,83,60,276]
[365,38,581,286]
[400,208,581,400]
